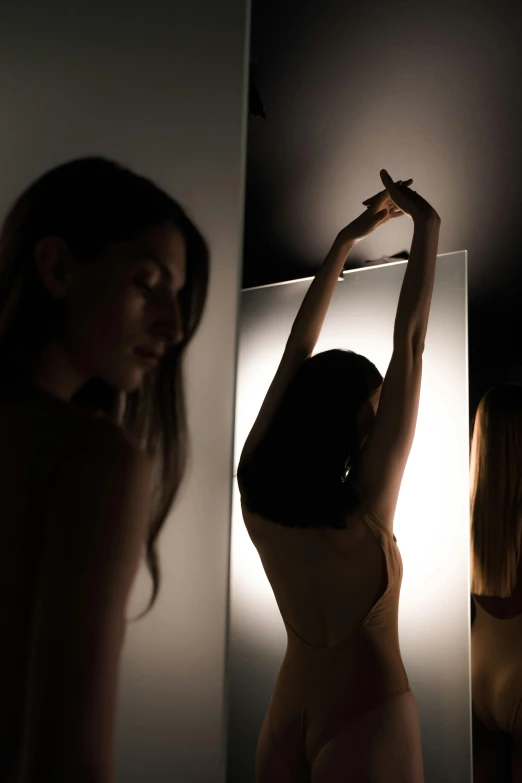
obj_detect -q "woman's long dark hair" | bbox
[238,349,383,529]
[0,157,209,619]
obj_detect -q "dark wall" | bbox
[244,0,522,414]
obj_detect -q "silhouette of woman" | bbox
[238,169,441,782]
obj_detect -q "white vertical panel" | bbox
[228,251,471,783]
[0,2,250,781]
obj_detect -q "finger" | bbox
[366,198,393,209]
[380,169,405,191]
[363,189,385,201]
[378,179,404,199]
[380,170,411,194]
[362,178,413,205]
[380,175,413,191]
[362,184,395,206]
[363,192,389,206]
[366,195,400,211]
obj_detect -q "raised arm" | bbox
[354,169,441,528]
[238,180,410,470]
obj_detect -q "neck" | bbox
[27,340,87,402]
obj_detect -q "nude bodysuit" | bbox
[243,498,412,781]
[471,597,522,737]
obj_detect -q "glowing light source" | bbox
[227,251,471,782]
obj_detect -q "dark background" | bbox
[242,0,522,416]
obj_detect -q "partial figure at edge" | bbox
[470,383,522,783]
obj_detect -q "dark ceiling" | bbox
[243,0,522,410]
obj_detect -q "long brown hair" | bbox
[0,157,209,618]
[470,382,522,596]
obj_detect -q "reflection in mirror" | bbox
[227,250,471,782]
[470,383,522,782]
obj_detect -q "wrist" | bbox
[413,213,441,233]
[332,232,357,256]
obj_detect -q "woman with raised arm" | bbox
[237,169,441,783]
[470,383,522,783]
[0,158,209,782]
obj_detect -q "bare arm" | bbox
[393,219,440,353]
[238,183,407,471]
[238,237,354,469]
[286,237,355,355]
[17,421,152,783]
[354,170,441,528]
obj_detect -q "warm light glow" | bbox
[228,251,471,779]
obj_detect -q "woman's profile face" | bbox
[61,221,187,392]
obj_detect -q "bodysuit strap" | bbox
[347,475,397,543]
[359,505,397,544]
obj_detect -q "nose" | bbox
[153,293,184,346]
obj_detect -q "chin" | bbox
[99,368,146,394]
[121,378,144,393]
[124,371,149,392]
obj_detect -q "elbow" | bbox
[394,331,425,358]
[394,315,427,358]
[408,323,426,357]
[411,335,425,357]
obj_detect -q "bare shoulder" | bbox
[44,414,153,556]
[67,411,152,476]
[0,379,151,479]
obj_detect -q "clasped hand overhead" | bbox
[337,169,441,247]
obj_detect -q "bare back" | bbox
[241,497,388,648]
[0,374,150,781]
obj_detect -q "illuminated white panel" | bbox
[227,251,471,782]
